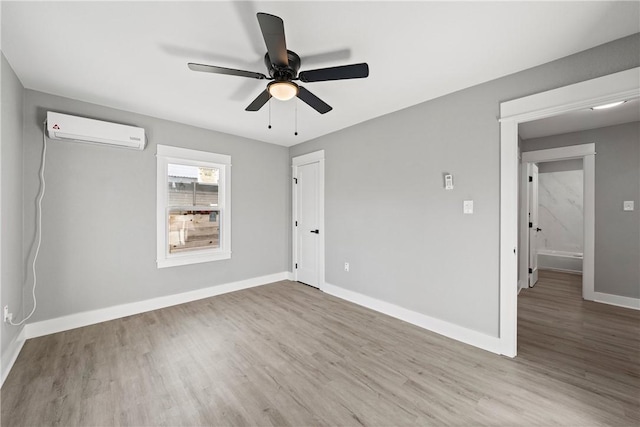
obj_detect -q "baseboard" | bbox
[1,326,26,388]
[322,282,503,355]
[539,267,582,275]
[593,291,640,310]
[24,271,291,340]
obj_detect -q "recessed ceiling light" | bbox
[591,101,627,110]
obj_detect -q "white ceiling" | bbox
[519,98,640,140]
[2,1,639,147]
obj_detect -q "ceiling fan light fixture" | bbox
[591,100,626,110]
[268,81,298,101]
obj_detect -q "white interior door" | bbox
[528,163,540,287]
[296,161,320,287]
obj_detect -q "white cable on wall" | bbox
[9,121,47,326]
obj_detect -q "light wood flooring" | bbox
[2,270,638,426]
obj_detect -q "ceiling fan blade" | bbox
[257,13,288,68]
[188,63,267,80]
[297,86,332,114]
[245,90,272,111]
[299,63,369,83]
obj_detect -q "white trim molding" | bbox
[499,119,519,357]
[323,282,503,355]
[521,144,596,162]
[292,150,325,166]
[593,292,640,311]
[500,68,640,123]
[499,67,640,358]
[23,272,290,340]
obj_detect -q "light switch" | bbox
[623,201,634,211]
[463,200,474,214]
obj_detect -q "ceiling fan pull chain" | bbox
[294,99,298,136]
[268,99,272,129]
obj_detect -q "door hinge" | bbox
[295,263,298,269]
[528,176,533,182]
[295,221,298,226]
[294,177,298,184]
[528,268,533,274]
[529,222,533,228]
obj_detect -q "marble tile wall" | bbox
[538,169,583,253]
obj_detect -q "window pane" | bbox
[167,181,194,207]
[168,209,220,253]
[167,164,219,207]
[195,183,218,206]
[197,167,219,184]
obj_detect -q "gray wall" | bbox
[1,53,25,363]
[290,34,640,337]
[22,90,290,322]
[523,122,640,299]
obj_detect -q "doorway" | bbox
[530,159,584,281]
[498,66,639,357]
[520,144,595,299]
[292,150,325,289]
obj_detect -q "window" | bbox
[157,145,231,268]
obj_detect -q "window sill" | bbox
[157,251,231,268]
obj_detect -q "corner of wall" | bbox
[0,324,26,388]
[0,50,27,389]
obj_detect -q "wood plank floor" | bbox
[2,271,638,426]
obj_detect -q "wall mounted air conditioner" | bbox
[46,111,146,150]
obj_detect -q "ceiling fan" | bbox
[188,12,369,114]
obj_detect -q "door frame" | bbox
[499,67,639,357]
[292,150,325,289]
[520,144,596,300]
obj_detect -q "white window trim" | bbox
[156,145,231,268]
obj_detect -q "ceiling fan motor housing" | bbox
[265,50,301,81]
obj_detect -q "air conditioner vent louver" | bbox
[46,112,146,150]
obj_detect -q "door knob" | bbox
[536,227,542,232]
[310,229,319,234]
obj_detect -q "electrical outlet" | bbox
[3,306,11,323]
[344,262,350,272]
